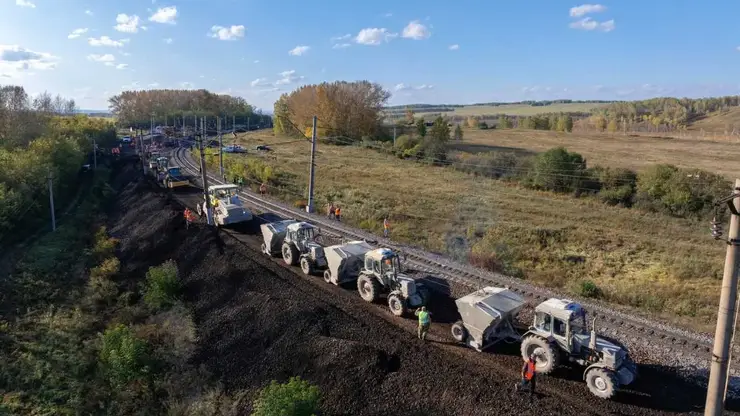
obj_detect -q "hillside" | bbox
[383,102,608,120]
[687,107,740,133]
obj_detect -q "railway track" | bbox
[170,146,734,377]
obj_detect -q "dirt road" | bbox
[107,164,733,415]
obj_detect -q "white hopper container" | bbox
[453,286,525,352]
[322,240,375,285]
[260,219,299,256]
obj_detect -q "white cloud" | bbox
[164,38,173,44]
[180,82,194,89]
[120,51,131,57]
[148,83,159,88]
[115,63,128,70]
[0,45,58,72]
[254,60,260,63]
[115,14,141,33]
[569,4,607,17]
[15,0,35,8]
[401,20,431,40]
[448,44,459,50]
[355,28,397,45]
[330,34,351,42]
[275,70,304,85]
[88,36,125,47]
[250,77,270,87]
[384,12,393,17]
[395,83,433,91]
[87,53,116,63]
[332,43,351,49]
[288,45,310,56]
[84,10,93,16]
[103,62,115,67]
[68,28,89,39]
[209,25,245,41]
[569,17,615,32]
[149,6,177,24]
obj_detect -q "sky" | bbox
[1,0,739,112]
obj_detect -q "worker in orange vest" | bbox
[515,354,537,397]
[259,182,267,195]
[334,205,341,221]
[184,207,196,229]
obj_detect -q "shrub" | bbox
[393,134,417,153]
[251,377,320,416]
[99,324,150,388]
[143,260,181,309]
[525,147,587,193]
[635,164,729,217]
[576,280,602,298]
[91,226,119,260]
[90,257,121,280]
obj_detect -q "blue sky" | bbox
[1,0,739,111]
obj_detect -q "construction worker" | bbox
[415,306,431,341]
[334,205,341,221]
[259,182,267,195]
[327,202,335,219]
[515,354,537,397]
[184,207,196,229]
[383,217,390,238]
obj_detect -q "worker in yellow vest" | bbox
[414,306,431,341]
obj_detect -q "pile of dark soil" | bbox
[104,166,717,416]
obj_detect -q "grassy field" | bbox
[687,107,740,133]
[217,130,728,333]
[454,128,740,179]
[412,103,609,117]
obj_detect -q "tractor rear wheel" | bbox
[282,243,299,266]
[323,270,333,284]
[451,321,468,343]
[387,293,407,317]
[357,274,380,303]
[196,203,203,217]
[300,257,314,275]
[585,368,618,399]
[520,335,560,375]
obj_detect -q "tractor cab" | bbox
[155,156,169,171]
[531,299,589,353]
[285,222,320,252]
[208,184,240,206]
[364,248,403,283]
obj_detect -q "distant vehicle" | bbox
[222,145,247,154]
[121,136,131,143]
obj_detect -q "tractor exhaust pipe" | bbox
[589,317,597,350]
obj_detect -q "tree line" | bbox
[0,84,116,240]
[273,80,390,141]
[108,89,268,129]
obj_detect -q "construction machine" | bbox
[163,166,189,188]
[147,151,161,170]
[450,287,525,352]
[260,220,328,275]
[520,298,638,399]
[155,156,169,172]
[196,184,253,226]
[356,248,429,317]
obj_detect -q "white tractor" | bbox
[520,298,638,399]
[196,184,253,226]
[356,248,429,317]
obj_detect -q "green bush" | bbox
[99,324,150,388]
[525,147,587,193]
[251,377,320,416]
[91,226,119,260]
[576,280,602,298]
[143,260,181,309]
[635,164,729,217]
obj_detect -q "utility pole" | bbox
[47,170,56,231]
[92,139,97,170]
[218,117,224,179]
[198,117,213,226]
[232,115,236,133]
[247,116,250,131]
[393,125,397,147]
[307,115,317,213]
[706,178,740,416]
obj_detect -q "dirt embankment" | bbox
[105,165,724,416]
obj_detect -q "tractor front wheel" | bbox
[520,335,560,375]
[323,270,333,284]
[387,293,407,317]
[585,368,618,399]
[196,203,203,217]
[300,257,314,275]
[451,321,468,343]
[357,274,380,303]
